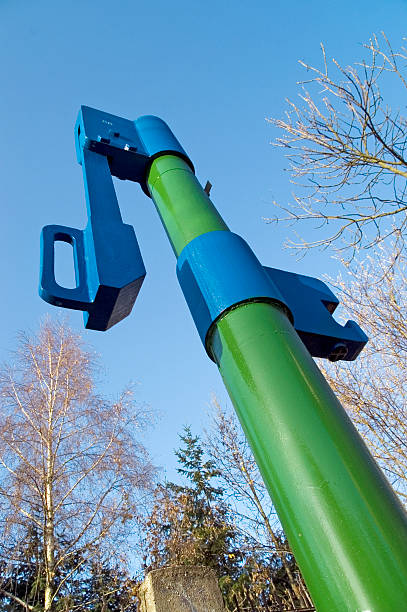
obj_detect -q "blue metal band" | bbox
[176,231,291,358]
[176,231,368,362]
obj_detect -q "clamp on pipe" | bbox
[176,231,367,361]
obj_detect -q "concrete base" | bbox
[139,565,225,612]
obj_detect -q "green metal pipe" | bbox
[210,304,407,611]
[148,155,228,256]
[148,155,407,611]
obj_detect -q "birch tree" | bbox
[0,320,154,611]
[267,33,407,257]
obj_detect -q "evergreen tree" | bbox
[145,426,243,580]
[144,427,312,611]
[0,527,45,611]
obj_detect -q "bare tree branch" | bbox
[266,33,407,258]
[320,246,407,501]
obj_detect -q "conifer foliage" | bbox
[144,427,241,577]
[144,426,313,611]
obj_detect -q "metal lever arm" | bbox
[39,106,194,330]
[39,149,145,330]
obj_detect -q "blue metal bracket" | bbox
[39,149,146,330]
[263,267,368,361]
[39,106,192,330]
[176,231,292,344]
[75,106,193,195]
[177,231,367,361]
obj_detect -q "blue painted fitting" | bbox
[176,231,368,362]
[176,231,292,359]
[40,106,193,331]
[264,267,368,361]
[39,149,146,331]
[75,106,193,195]
[134,115,194,187]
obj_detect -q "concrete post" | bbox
[139,566,225,612]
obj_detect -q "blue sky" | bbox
[1,0,406,480]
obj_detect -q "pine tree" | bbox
[145,427,242,580]
[0,527,45,611]
[144,427,312,611]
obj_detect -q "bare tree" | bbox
[319,248,407,503]
[205,399,313,610]
[267,33,407,256]
[0,320,154,611]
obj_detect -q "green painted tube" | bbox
[147,155,407,611]
[148,156,228,256]
[210,303,407,611]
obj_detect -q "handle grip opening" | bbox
[39,225,90,310]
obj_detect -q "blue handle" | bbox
[39,225,91,309]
